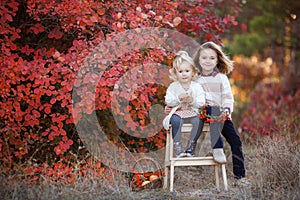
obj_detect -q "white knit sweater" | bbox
[197,73,234,113]
[162,81,205,130]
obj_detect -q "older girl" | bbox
[193,41,246,179]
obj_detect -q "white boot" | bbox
[212,148,227,164]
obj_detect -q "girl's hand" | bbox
[221,107,230,120]
[179,93,193,103]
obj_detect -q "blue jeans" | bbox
[170,114,203,143]
[221,120,246,179]
[170,115,246,179]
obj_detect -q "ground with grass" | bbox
[1,136,299,200]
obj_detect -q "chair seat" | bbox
[170,156,215,164]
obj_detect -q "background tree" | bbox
[227,0,300,141]
[231,0,300,94]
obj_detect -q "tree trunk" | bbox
[283,15,300,95]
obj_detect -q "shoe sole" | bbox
[176,153,187,158]
[213,159,227,164]
[185,153,194,157]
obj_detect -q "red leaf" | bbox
[45,107,51,114]
[60,130,66,136]
[21,45,35,55]
[67,139,73,145]
[66,84,72,91]
[25,114,31,121]
[144,4,152,10]
[48,132,55,141]
[62,136,68,141]
[4,13,13,22]
[32,110,40,118]
[240,23,247,30]
[54,146,62,155]
[42,130,49,137]
[48,27,63,39]
[51,125,58,132]
[50,98,56,104]
[97,8,105,15]
[29,23,45,34]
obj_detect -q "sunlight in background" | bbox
[290,14,297,20]
[230,55,276,121]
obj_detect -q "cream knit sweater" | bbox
[197,73,234,113]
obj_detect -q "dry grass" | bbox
[0,168,171,200]
[0,136,299,200]
[246,136,300,199]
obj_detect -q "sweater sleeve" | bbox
[165,82,180,107]
[221,74,234,113]
[191,82,206,108]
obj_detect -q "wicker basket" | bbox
[129,157,163,192]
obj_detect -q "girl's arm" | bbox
[190,82,206,108]
[221,74,234,113]
[165,83,180,107]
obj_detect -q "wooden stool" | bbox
[163,123,228,192]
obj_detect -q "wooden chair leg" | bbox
[170,163,175,192]
[214,165,220,190]
[164,135,169,189]
[163,166,169,189]
[221,164,228,191]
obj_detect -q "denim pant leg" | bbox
[208,106,224,149]
[186,116,204,142]
[170,115,204,144]
[221,120,246,178]
[170,114,183,143]
[210,121,224,149]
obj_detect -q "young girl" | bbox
[193,41,246,179]
[163,51,205,158]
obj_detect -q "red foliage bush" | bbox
[240,82,300,142]
[0,0,242,177]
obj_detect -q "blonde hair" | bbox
[193,41,233,74]
[169,51,199,81]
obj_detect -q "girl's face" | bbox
[175,61,194,84]
[198,48,218,74]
